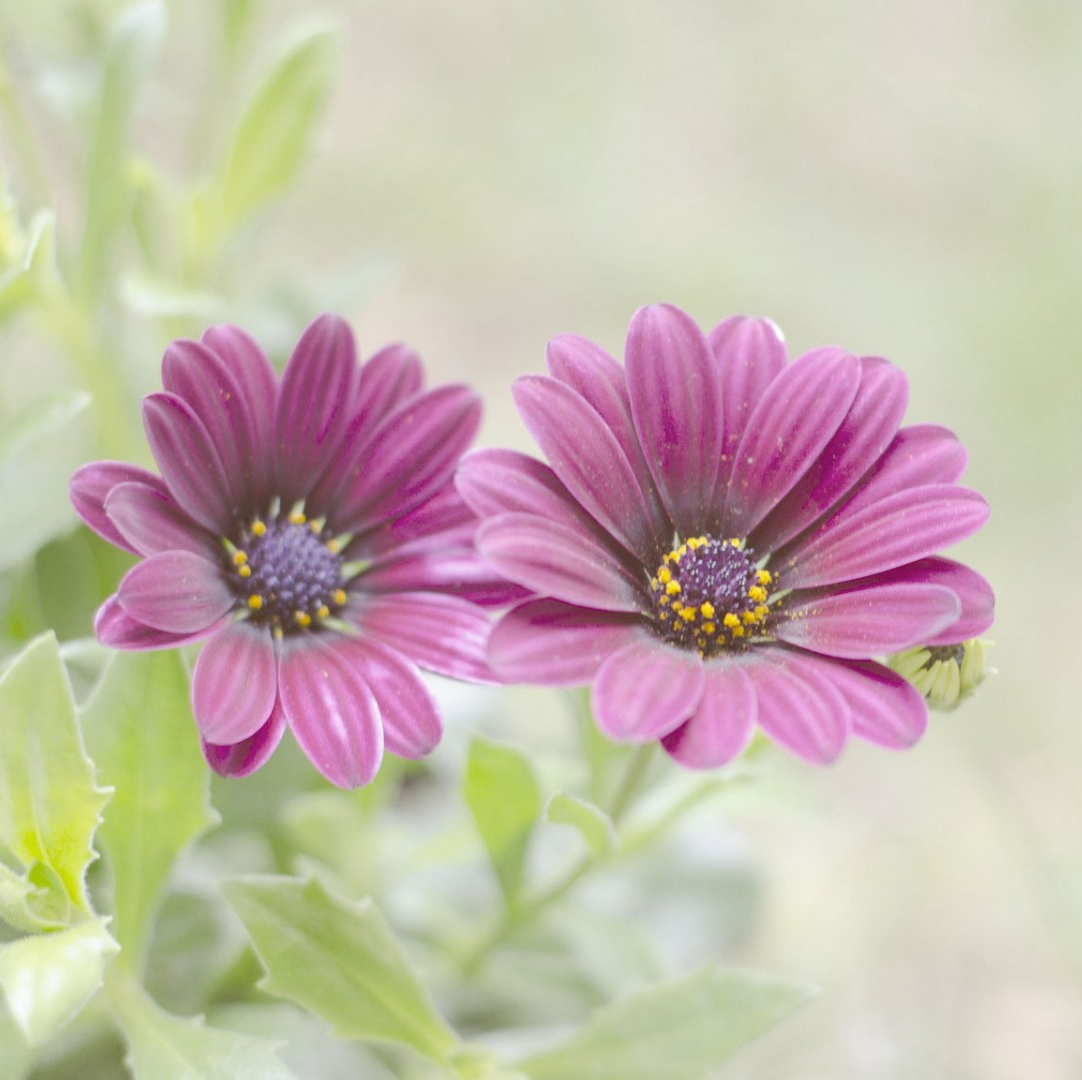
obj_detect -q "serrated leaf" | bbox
[0,634,112,927]
[223,875,458,1061]
[0,918,119,1047]
[544,793,614,858]
[81,650,218,973]
[516,965,816,1080]
[464,738,542,905]
[108,973,297,1080]
[219,28,336,224]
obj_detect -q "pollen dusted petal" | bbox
[625,304,724,539]
[202,698,288,778]
[278,638,384,789]
[747,652,852,764]
[662,661,757,769]
[95,595,228,650]
[192,621,278,744]
[592,639,706,742]
[488,599,646,686]
[117,550,236,633]
[777,582,961,658]
[105,481,211,556]
[723,348,862,538]
[71,461,171,554]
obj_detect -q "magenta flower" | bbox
[72,315,514,787]
[457,304,994,767]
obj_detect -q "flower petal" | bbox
[777,582,961,658]
[751,356,908,552]
[723,348,862,537]
[349,591,496,683]
[625,304,723,537]
[477,513,645,613]
[117,551,236,633]
[779,484,991,589]
[707,315,787,491]
[94,595,227,650]
[356,546,530,607]
[512,375,661,562]
[275,314,360,506]
[277,638,384,788]
[70,461,167,553]
[332,636,441,760]
[354,343,424,425]
[488,599,645,686]
[334,385,482,531]
[202,698,288,778]
[823,658,928,749]
[747,651,852,764]
[592,638,705,742]
[105,481,210,556]
[661,661,757,769]
[191,622,278,744]
[142,392,235,534]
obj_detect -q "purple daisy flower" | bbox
[71,315,516,788]
[457,304,994,767]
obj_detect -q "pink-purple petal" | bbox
[747,652,851,764]
[751,356,908,552]
[202,699,288,778]
[117,551,236,633]
[332,636,442,760]
[277,638,384,789]
[512,375,661,562]
[776,582,961,658]
[191,621,278,744]
[779,484,991,589]
[625,304,723,538]
[142,392,235,534]
[104,481,210,557]
[592,639,705,742]
[94,596,228,651]
[708,316,787,491]
[355,547,530,607]
[488,599,645,687]
[477,513,644,613]
[723,348,861,537]
[354,343,424,425]
[350,591,497,683]
[275,314,360,506]
[822,658,929,749]
[661,661,757,769]
[70,461,169,553]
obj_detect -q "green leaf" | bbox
[108,973,297,1080]
[219,28,337,225]
[0,211,57,321]
[0,634,112,927]
[544,793,614,858]
[223,874,458,1061]
[0,1000,32,1080]
[81,650,218,972]
[0,388,91,468]
[0,918,119,1047]
[464,738,542,904]
[516,966,816,1080]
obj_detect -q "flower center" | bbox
[227,508,348,634]
[648,535,776,658]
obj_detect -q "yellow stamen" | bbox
[755,604,770,618]
[730,624,746,638]
[741,610,758,624]
[332,589,347,606]
[723,613,741,629]
[700,601,715,619]
[679,607,696,622]
[658,567,672,584]
[294,611,312,628]
[748,585,767,603]
[233,550,248,566]
[702,621,716,634]
[665,580,681,596]
[238,565,252,579]
[251,520,267,537]
[248,595,263,611]
[289,510,306,525]
[317,604,330,619]
[757,569,772,585]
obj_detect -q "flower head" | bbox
[458,304,994,767]
[72,315,516,787]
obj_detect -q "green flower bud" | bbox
[888,639,989,711]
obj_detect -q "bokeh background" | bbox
[2,1,1080,1077]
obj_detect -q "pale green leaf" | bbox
[0,211,57,321]
[108,973,297,1080]
[0,918,118,1047]
[81,650,218,972]
[0,634,112,924]
[464,738,542,904]
[0,387,91,467]
[544,792,614,858]
[219,28,336,224]
[516,966,816,1080]
[223,875,458,1061]
[0,1000,32,1080]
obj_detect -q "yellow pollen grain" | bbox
[659,595,669,607]
[238,565,251,579]
[289,511,306,525]
[741,610,757,625]
[665,580,681,596]
[333,589,347,606]
[679,608,696,622]
[248,595,263,610]
[702,621,716,634]
[723,612,740,629]
[658,567,672,584]
[316,604,330,619]
[233,550,248,566]
[755,604,770,618]
[326,538,342,554]
[748,585,767,603]
[700,601,715,618]
[671,600,683,612]
[294,611,312,628]
[251,520,267,537]
[730,537,742,548]
[757,569,772,585]
[730,624,746,637]
[677,544,688,558]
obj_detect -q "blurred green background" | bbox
[1,1,1078,1076]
